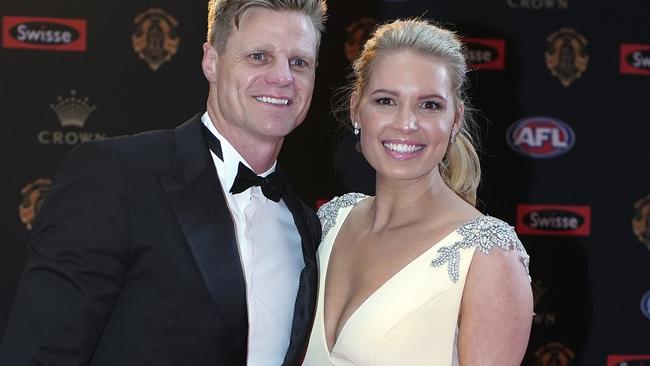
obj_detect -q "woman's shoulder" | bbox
[456,216,523,253]
[431,215,530,282]
[317,192,369,238]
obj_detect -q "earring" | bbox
[450,130,457,144]
[353,122,360,136]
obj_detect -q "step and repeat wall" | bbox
[1,0,648,364]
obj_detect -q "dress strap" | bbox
[317,192,367,240]
[430,216,530,282]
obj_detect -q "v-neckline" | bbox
[321,201,475,354]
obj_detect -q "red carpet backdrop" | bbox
[1,0,649,364]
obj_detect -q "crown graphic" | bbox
[50,90,96,128]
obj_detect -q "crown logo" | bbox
[50,90,96,128]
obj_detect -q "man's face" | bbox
[205,7,318,146]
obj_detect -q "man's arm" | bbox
[0,141,131,366]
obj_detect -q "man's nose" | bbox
[266,59,294,86]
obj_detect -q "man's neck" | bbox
[205,111,283,174]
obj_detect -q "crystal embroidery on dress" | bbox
[430,216,530,282]
[317,192,367,241]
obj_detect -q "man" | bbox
[0,0,327,365]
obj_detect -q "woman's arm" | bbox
[458,247,533,365]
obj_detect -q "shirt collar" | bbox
[200,112,276,199]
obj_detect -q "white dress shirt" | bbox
[201,113,304,366]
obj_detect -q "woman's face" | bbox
[352,50,460,183]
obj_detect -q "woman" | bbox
[303,19,533,365]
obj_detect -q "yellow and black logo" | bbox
[132,8,180,71]
[534,342,575,366]
[632,194,650,251]
[19,178,52,230]
[545,28,588,87]
[344,17,377,63]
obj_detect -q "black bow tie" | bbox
[203,125,287,202]
[230,162,287,202]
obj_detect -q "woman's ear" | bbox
[453,101,465,132]
[350,92,360,127]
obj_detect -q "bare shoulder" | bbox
[430,215,530,283]
[461,216,531,308]
[317,192,369,239]
[464,216,530,279]
[458,216,533,365]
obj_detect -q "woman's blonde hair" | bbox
[350,18,481,205]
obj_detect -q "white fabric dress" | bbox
[302,193,530,366]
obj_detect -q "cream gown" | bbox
[302,193,530,366]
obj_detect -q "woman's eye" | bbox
[421,101,439,109]
[376,98,394,106]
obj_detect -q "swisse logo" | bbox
[517,205,591,236]
[506,116,575,158]
[620,44,650,75]
[607,355,650,366]
[12,22,79,44]
[464,38,505,70]
[2,16,86,51]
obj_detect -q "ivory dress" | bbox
[302,193,530,366]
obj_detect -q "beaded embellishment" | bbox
[317,192,367,240]
[430,216,530,282]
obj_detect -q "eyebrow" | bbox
[370,89,398,97]
[370,89,447,101]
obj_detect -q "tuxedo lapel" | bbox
[281,180,319,366]
[159,115,248,362]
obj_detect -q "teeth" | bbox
[383,142,423,153]
[256,96,289,105]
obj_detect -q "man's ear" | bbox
[202,42,219,82]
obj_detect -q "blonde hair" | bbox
[350,18,481,205]
[206,0,328,53]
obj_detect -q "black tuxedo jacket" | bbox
[0,115,321,366]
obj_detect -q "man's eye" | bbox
[290,58,307,68]
[250,53,266,61]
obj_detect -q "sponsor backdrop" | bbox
[1,0,649,364]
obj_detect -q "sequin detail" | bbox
[430,216,530,282]
[317,192,367,240]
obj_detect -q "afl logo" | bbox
[506,116,575,158]
[641,290,650,320]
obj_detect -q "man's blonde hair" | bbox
[206,0,328,53]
